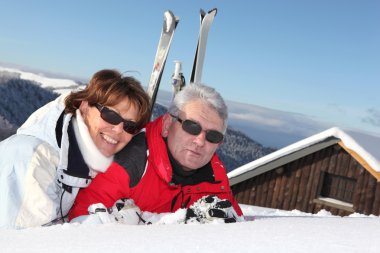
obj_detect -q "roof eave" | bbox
[229,137,340,186]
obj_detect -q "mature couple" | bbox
[0,69,243,229]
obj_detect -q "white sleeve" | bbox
[0,136,61,229]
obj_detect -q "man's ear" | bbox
[161,113,172,137]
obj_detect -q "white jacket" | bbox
[0,95,108,229]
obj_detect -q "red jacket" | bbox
[69,116,242,220]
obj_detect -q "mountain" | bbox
[216,127,274,171]
[0,73,59,126]
[0,66,272,171]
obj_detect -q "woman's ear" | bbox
[79,101,89,116]
[161,113,172,137]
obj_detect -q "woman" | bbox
[0,69,151,229]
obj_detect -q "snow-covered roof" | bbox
[228,127,380,185]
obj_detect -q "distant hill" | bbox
[0,72,274,171]
[0,73,59,126]
[218,127,275,172]
[0,72,59,139]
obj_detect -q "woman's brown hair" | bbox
[65,69,151,130]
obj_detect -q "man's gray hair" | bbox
[167,83,228,133]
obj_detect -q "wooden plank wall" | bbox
[232,144,380,216]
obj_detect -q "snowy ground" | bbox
[1,205,379,253]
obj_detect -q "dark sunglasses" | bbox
[95,104,139,134]
[170,114,224,144]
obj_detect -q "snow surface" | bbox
[0,205,379,253]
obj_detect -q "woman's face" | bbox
[79,97,138,157]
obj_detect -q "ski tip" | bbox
[163,10,176,32]
[165,10,174,15]
[208,8,217,16]
[174,16,180,28]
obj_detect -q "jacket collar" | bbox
[146,115,173,183]
[72,109,113,176]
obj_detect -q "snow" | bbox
[0,66,81,93]
[0,205,379,253]
[228,127,380,181]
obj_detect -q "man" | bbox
[69,84,243,223]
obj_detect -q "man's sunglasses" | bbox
[95,104,139,134]
[170,114,224,144]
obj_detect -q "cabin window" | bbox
[320,172,356,203]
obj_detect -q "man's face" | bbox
[163,100,224,171]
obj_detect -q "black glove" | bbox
[185,195,239,224]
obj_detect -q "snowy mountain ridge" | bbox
[0,66,84,94]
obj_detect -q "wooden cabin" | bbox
[229,127,380,216]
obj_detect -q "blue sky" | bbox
[1,0,379,136]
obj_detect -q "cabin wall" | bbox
[232,144,380,216]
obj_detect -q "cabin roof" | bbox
[228,127,380,185]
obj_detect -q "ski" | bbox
[147,10,179,112]
[190,8,217,84]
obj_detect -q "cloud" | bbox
[229,112,285,128]
[362,108,380,127]
[326,103,347,115]
[226,100,331,144]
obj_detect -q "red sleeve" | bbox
[229,193,243,216]
[211,155,243,216]
[68,162,131,220]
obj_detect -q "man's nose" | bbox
[193,131,206,146]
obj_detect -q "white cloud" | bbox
[363,108,380,127]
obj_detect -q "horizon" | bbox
[1,0,379,137]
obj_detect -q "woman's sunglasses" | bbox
[95,104,139,134]
[170,114,224,144]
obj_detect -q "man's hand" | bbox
[185,195,240,224]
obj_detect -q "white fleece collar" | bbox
[72,109,113,176]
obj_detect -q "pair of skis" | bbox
[146,8,217,113]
